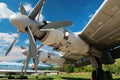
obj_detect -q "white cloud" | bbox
[0,2,44,21]
[7,46,25,58]
[36,14,44,21]
[0,45,26,61]
[23,3,32,13]
[0,46,25,61]
[25,39,29,44]
[0,33,17,44]
[0,3,14,20]
[0,33,17,52]
[0,33,26,61]
[0,48,4,54]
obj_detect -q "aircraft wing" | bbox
[0,70,36,74]
[0,70,59,75]
[80,0,120,49]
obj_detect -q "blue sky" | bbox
[0,0,104,61]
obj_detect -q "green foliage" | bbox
[27,73,120,80]
[40,59,120,75]
[64,64,74,73]
[83,66,95,72]
[74,65,94,72]
[103,59,120,75]
[74,67,81,72]
[73,59,120,75]
[63,64,94,73]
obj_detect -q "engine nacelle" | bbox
[39,51,65,66]
[38,29,89,61]
[21,48,65,66]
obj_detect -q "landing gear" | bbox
[90,57,112,80]
[92,70,112,80]
[105,71,112,80]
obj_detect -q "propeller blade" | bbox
[21,60,26,76]
[37,44,44,50]
[5,32,21,56]
[36,12,40,21]
[20,46,26,49]
[29,0,45,20]
[20,3,27,15]
[24,26,39,72]
[42,21,73,29]
[24,51,32,72]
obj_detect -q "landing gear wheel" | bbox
[90,57,113,80]
[105,71,112,80]
[92,71,96,80]
[91,70,112,80]
[96,69,106,80]
[92,70,106,80]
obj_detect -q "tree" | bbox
[103,59,120,75]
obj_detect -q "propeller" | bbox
[37,44,44,50]
[29,0,45,20]
[23,26,39,72]
[5,32,21,56]
[6,0,72,74]
[20,43,44,73]
[4,1,28,56]
[40,21,72,30]
[5,0,45,70]
[20,2,27,15]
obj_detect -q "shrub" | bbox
[64,64,74,73]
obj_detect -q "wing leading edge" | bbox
[81,0,120,49]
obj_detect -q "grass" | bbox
[28,72,120,80]
[0,72,120,80]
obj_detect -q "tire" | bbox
[105,71,112,80]
[92,70,107,80]
[91,71,96,80]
